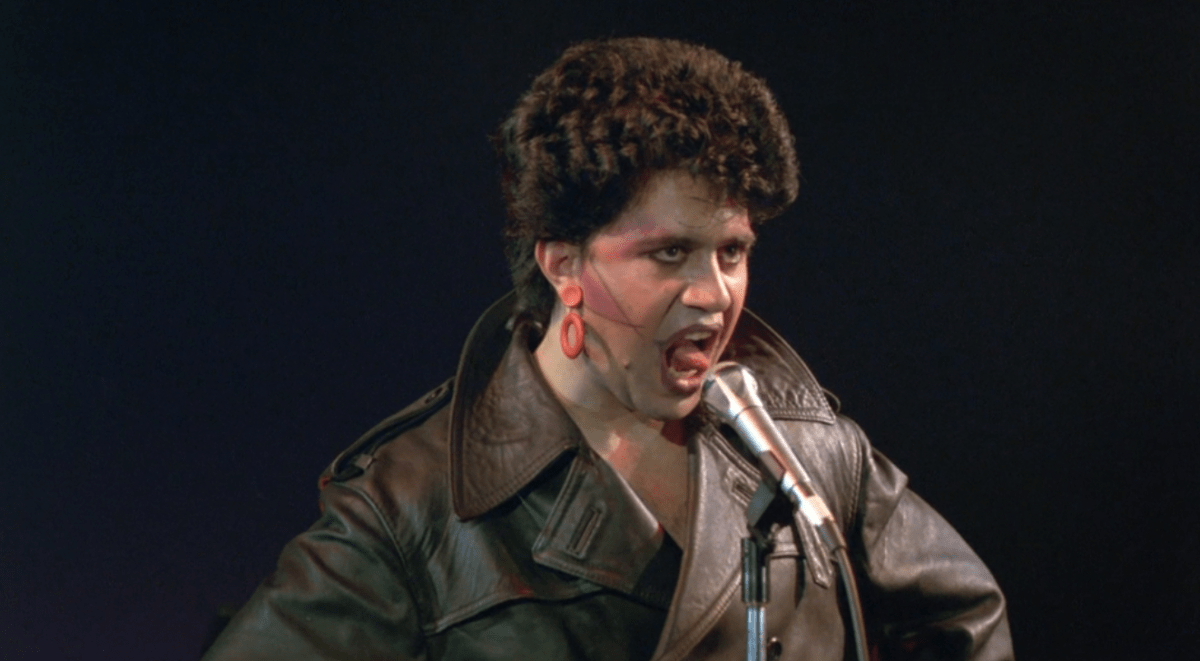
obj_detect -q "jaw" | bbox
[543,301,744,425]
[625,381,704,422]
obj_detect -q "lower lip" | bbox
[660,353,709,396]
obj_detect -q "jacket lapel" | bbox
[531,448,679,610]
[650,425,761,661]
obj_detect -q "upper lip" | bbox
[662,323,724,357]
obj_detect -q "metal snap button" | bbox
[766,636,783,661]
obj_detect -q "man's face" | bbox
[575,171,754,421]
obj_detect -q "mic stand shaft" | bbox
[741,479,780,661]
[742,529,772,661]
[740,476,869,661]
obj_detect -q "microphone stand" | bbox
[706,364,869,661]
[738,471,870,661]
[741,478,781,661]
[742,532,772,661]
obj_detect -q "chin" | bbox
[637,390,703,422]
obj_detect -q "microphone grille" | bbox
[702,362,761,422]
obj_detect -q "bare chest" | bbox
[617,444,691,546]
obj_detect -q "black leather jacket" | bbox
[203,294,1012,661]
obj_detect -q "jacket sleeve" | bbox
[848,422,1014,661]
[202,482,427,661]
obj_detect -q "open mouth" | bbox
[661,326,721,393]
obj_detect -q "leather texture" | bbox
[203,293,1013,661]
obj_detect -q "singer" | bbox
[204,38,1012,661]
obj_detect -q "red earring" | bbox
[559,283,584,359]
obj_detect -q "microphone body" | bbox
[703,362,841,551]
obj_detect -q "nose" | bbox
[679,253,733,312]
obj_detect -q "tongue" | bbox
[669,340,710,373]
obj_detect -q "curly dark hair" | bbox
[495,37,799,325]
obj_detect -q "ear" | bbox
[534,240,582,297]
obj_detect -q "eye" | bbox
[652,245,688,264]
[719,242,750,266]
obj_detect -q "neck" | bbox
[533,312,674,469]
[533,315,692,544]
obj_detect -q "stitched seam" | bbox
[324,380,453,485]
[769,406,837,423]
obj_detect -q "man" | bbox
[203,37,1012,660]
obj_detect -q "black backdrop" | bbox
[3,2,1197,659]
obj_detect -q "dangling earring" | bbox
[559,283,585,359]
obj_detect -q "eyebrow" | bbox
[629,231,757,251]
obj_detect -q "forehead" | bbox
[597,171,753,243]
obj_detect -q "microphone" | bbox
[703,362,842,552]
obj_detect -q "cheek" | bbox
[579,265,635,327]
[728,273,749,311]
[580,261,678,332]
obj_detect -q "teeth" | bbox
[666,365,701,379]
[684,331,715,342]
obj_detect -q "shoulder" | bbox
[320,378,453,483]
[316,378,457,545]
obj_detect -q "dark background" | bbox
[3,1,1197,659]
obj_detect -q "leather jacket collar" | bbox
[449,293,584,520]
